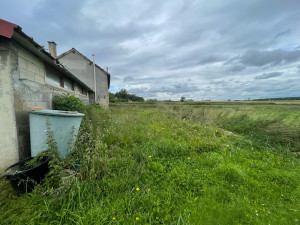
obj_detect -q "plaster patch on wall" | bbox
[0,50,9,69]
[0,80,2,98]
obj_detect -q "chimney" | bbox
[48,41,57,58]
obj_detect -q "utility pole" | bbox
[92,54,96,103]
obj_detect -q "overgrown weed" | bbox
[0,103,300,224]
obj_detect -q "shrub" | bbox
[53,94,85,113]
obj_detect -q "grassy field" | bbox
[0,101,300,224]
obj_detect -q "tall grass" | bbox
[0,103,300,224]
[158,103,300,152]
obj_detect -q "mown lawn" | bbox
[0,103,300,224]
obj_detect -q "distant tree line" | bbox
[109,89,144,102]
[180,96,193,102]
[146,98,158,102]
[253,97,300,101]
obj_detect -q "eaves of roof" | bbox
[0,18,93,92]
[58,48,111,89]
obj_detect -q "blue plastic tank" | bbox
[29,110,84,158]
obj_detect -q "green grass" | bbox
[158,102,300,151]
[1,102,300,224]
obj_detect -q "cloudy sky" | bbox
[1,0,300,100]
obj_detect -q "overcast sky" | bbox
[1,0,300,100]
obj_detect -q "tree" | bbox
[115,89,129,100]
[109,92,116,102]
[180,96,186,102]
[114,89,144,102]
[147,98,158,102]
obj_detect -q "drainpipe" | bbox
[92,54,96,103]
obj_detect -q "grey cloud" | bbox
[207,80,228,85]
[254,72,283,80]
[112,76,121,81]
[228,65,246,72]
[198,55,223,65]
[272,29,290,41]
[169,62,198,70]
[229,49,300,67]
[244,78,299,93]
[168,52,227,72]
[123,76,135,82]
[128,82,200,95]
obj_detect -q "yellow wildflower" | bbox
[136,187,140,191]
[136,217,139,221]
[195,169,199,172]
[187,157,191,160]
[148,188,151,192]
[112,217,116,221]
[148,155,151,158]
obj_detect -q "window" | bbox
[45,64,86,95]
[75,83,85,94]
[45,68,61,87]
[82,88,87,96]
[64,77,73,91]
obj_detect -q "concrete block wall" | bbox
[3,40,90,161]
[0,42,19,172]
[18,45,45,84]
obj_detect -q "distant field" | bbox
[1,101,300,224]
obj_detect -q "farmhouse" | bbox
[58,48,110,108]
[0,19,110,171]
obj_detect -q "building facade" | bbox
[0,19,108,171]
[58,48,110,108]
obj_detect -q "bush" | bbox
[114,89,144,102]
[53,94,85,113]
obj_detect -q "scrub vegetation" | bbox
[110,89,144,102]
[1,101,300,224]
[53,94,86,113]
